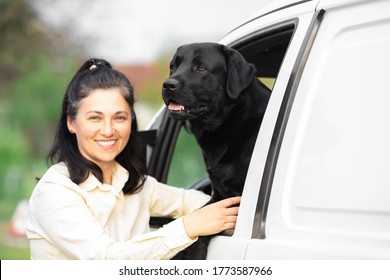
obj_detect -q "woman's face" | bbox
[67,88,132,171]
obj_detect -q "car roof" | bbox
[231,0,314,31]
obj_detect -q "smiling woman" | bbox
[25,58,241,260]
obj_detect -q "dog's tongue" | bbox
[168,102,184,111]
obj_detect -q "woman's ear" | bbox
[67,116,75,134]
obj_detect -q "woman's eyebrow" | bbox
[84,110,103,115]
[114,111,129,115]
[84,110,129,115]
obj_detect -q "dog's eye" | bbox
[170,65,176,72]
[196,66,207,73]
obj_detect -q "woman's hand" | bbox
[182,196,241,239]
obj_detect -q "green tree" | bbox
[0,0,79,217]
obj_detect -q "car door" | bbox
[245,0,390,259]
[206,0,321,259]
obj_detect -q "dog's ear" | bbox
[222,45,257,99]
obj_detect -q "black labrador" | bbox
[162,42,270,259]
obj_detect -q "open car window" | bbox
[142,23,295,191]
[166,124,208,188]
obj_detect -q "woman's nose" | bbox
[100,120,115,136]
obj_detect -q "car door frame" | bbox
[206,1,321,259]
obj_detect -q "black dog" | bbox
[162,42,270,259]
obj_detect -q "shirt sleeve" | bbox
[106,177,211,259]
[146,176,211,218]
[106,217,196,259]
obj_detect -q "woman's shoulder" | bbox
[41,162,71,182]
[34,162,79,195]
[137,175,158,192]
[29,163,89,215]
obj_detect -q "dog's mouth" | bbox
[166,100,209,119]
[168,101,190,113]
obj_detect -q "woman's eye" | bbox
[115,115,127,121]
[88,116,100,121]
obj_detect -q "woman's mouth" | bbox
[96,140,116,149]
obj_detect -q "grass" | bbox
[0,243,30,260]
[0,222,30,260]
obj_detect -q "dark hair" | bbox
[48,58,148,194]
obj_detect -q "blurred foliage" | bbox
[0,0,79,216]
[140,58,170,108]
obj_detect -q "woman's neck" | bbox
[100,162,115,185]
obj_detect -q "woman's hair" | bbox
[48,58,148,194]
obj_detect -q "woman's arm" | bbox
[28,181,195,260]
[147,176,211,218]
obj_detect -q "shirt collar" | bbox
[79,162,129,195]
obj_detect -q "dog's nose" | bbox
[163,79,179,91]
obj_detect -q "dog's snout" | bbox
[163,79,179,91]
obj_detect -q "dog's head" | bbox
[162,43,256,129]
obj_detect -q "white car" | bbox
[144,0,390,259]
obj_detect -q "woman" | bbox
[26,58,240,259]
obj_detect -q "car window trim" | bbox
[252,9,326,239]
[226,0,314,37]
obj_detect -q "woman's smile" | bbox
[96,139,117,149]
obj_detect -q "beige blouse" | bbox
[26,162,210,259]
